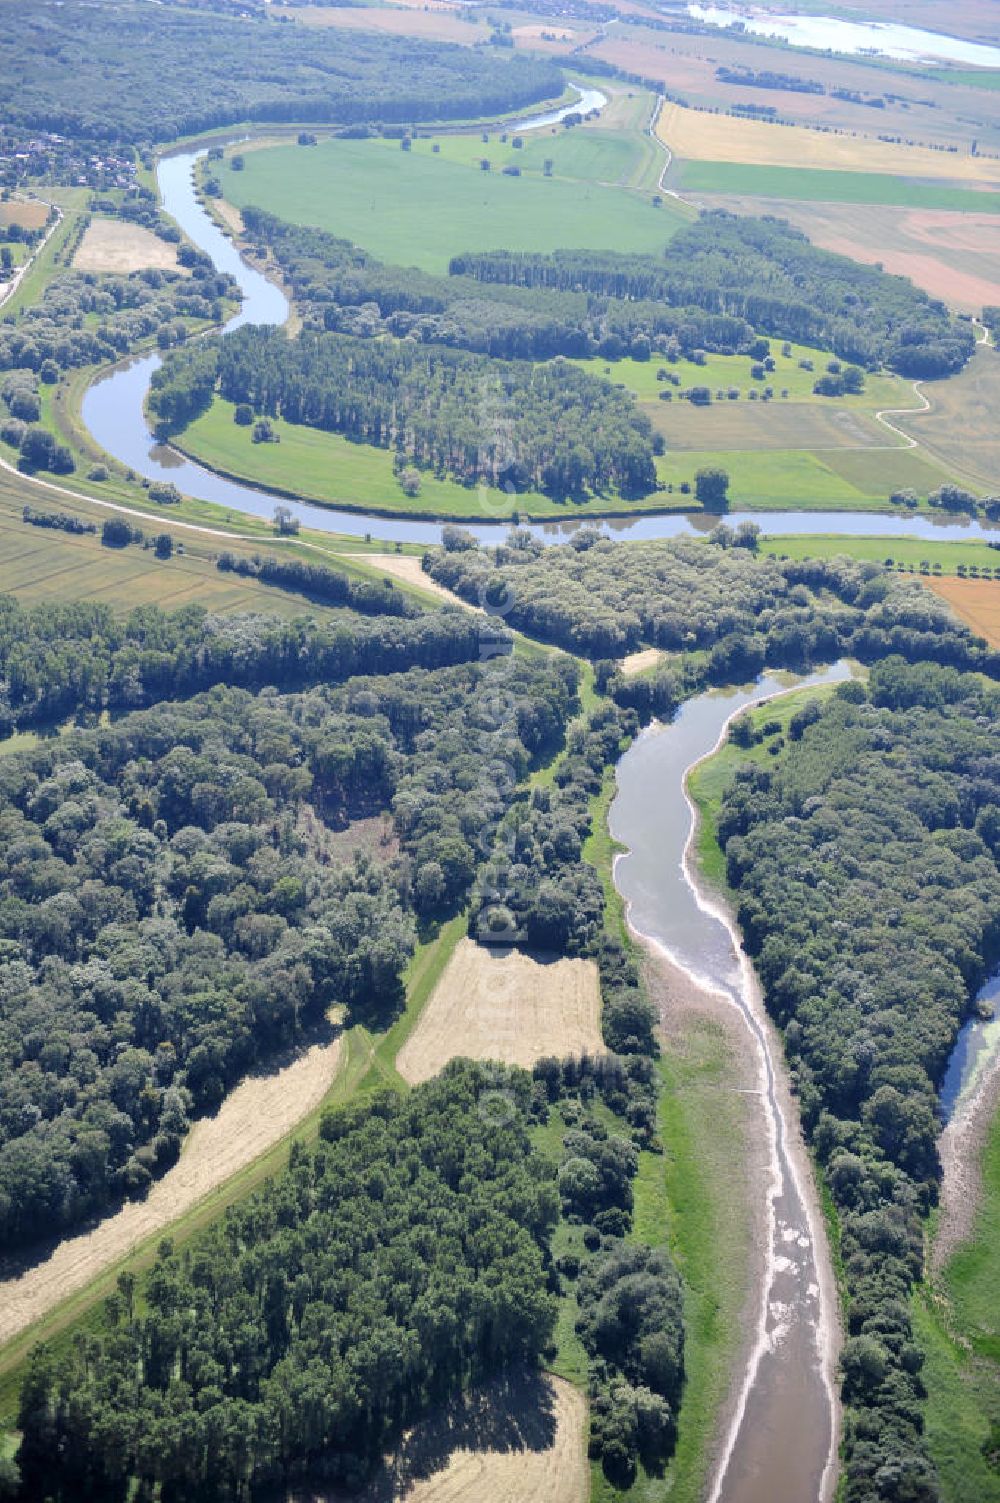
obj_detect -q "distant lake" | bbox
[688,4,1000,68]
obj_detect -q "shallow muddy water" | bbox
[688,4,1000,67]
[610,665,849,1503]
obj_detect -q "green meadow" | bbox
[223,133,686,272]
[676,161,1000,211]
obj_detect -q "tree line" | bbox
[240,206,757,364]
[450,212,976,378]
[0,0,563,147]
[423,530,999,681]
[717,661,1000,1502]
[0,595,502,738]
[152,326,659,499]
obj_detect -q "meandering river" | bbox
[610,665,847,1503]
[80,128,1000,547]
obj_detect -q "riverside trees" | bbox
[151,327,658,499]
[717,662,1000,1502]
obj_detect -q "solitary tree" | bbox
[695,466,730,512]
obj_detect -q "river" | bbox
[610,664,847,1503]
[687,4,1000,68]
[79,129,1000,548]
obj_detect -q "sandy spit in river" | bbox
[0,1034,344,1349]
[933,1047,1000,1276]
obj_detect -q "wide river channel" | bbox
[81,119,1000,548]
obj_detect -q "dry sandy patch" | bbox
[655,100,1000,183]
[74,217,180,273]
[0,200,49,231]
[354,553,481,610]
[397,938,603,1085]
[0,1033,343,1350]
[925,576,1000,648]
[308,1371,588,1503]
[619,647,664,676]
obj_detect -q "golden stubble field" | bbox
[655,100,1000,182]
[309,1371,588,1503]
[73,216,181,273]
[396,938,604,1085]
[926,576,1000,648]
[0,1035,344,1350]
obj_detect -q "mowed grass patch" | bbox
[913,1289,1000,1503]
[572,346,912,407]
[761,532,1000,577]
[647,401,898,452]
[656,445,947,511]
[677,161,1000,211]
[223,136,684,272]
[893,344,1000,494]
[399,121,654,191]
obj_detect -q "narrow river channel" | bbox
[610,665,849,1503]
[79,135,1000,548]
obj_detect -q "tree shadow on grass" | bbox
[313,1368,560,1502]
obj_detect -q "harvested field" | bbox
[645,401,900,452]
[290,5,479,42]
[0,200,48,230]
[396,938,603,1086]
[693,197,1000,313]
[357,553,479,609]
[891,343,1000,492]
[925,576,1000,648]
[619,647,665,676]
[655,101,1000,182]
[312,1371,588,1503]
[73,216,180,273]
[0,1033,344,1350]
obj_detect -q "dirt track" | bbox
[359,554,479,610]
[0,1034,343,1349]
[397,938,603,1084]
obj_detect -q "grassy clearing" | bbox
[913,1287,1000,1503]
[677,161,1000,210]
[222,134,684,273]
[659,444,948,511]
[574,344,912,408]
[760,532,1000,576]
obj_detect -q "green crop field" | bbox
[760,532,1000,576]
[917,1106,1000,1503]
[223,134,685,272]
[676,161,1000,211]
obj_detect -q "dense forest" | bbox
[423,530,997,676]
[0,595,498,736]
[0,638,575,1249]
[0,1,562,145]
[718,662,1000,1501]
[240,207,756,363]
[152,327,658,498]
[452,213,975,377]
[14,1063,560,1500]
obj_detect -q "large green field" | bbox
[675,161,1000,210]
[222,132,686,272]
[918,1103,1000,1503]
[760,531,1000,576]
